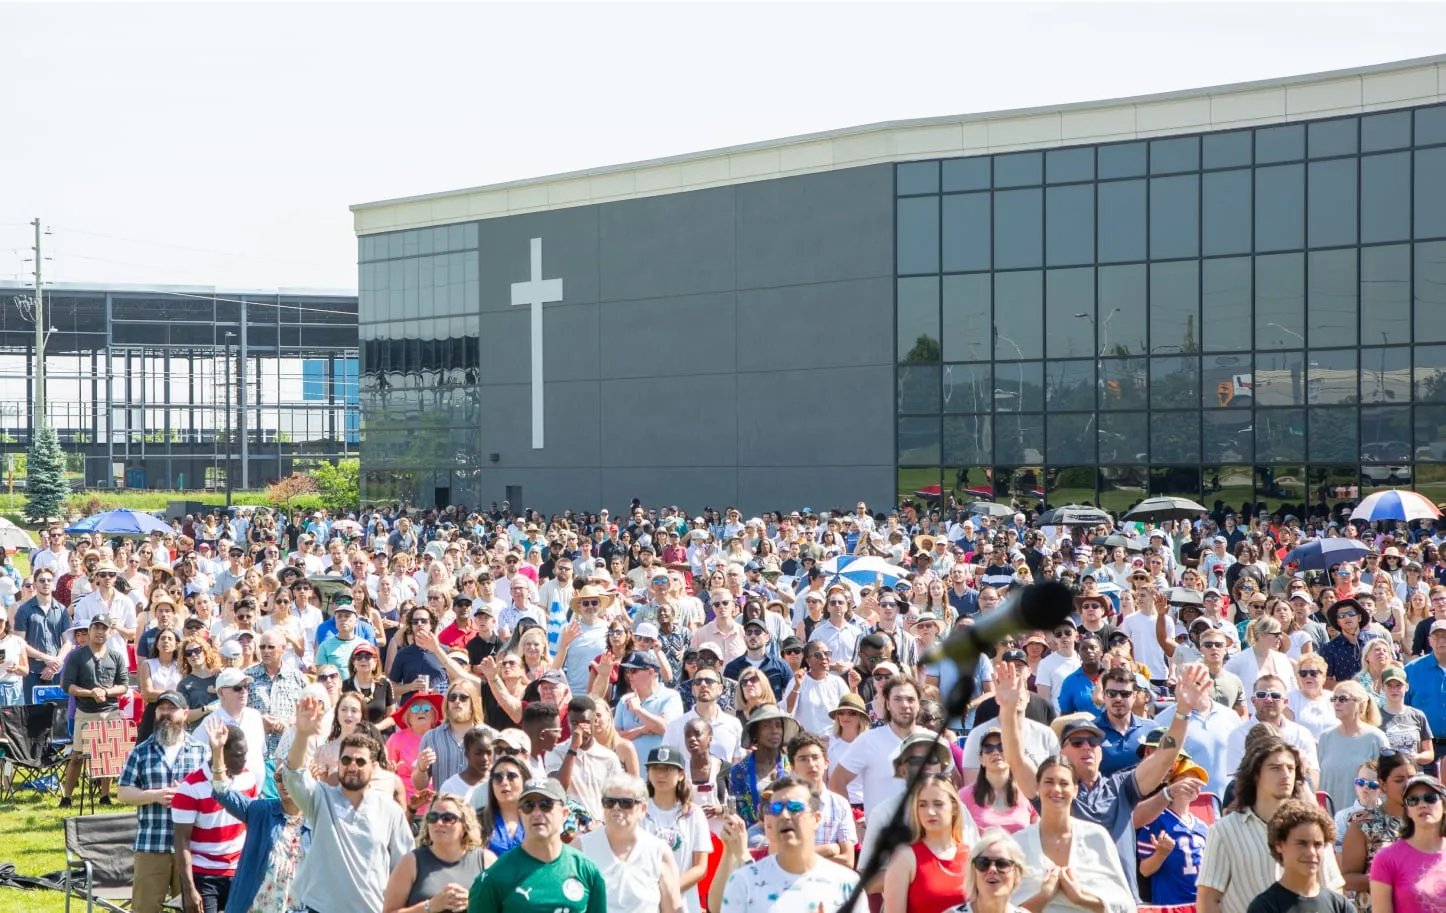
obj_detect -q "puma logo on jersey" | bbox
[515,887,533,901]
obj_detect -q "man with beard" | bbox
[413,683,487,792]
[829,676,923,814]
[118,691,210,913]
[173,722,258,913]
[284,694,415,913]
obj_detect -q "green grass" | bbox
[0,791,106,913]
[64,490,273,514]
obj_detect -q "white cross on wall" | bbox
[510,237,564,449]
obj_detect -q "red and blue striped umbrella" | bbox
[1349,489,1442,522]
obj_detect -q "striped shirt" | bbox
[1197,807,1345,913]
[171,766,258,876]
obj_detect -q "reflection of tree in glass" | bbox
[902,335,941,364]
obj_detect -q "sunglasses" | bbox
[1299,668,1323,677]
[338,755,371,767]
[972,857,1017,873]
[519,798,558,814]
[426,810,462,825]
[1406,792,1444,807]
[1355,778,1381,790]
[1337,610,1360,619]
[601,796,639,810]
[317,673,341,683]
[446,692,470,703]
[1331,694,1358,704]
[491,770,521,783]
[1200,641,1228,649]
[184,647,204,656]
[767,799,808,816]
[980,741,1004,755]
[1066,736,1103,749]
[1104,689,1133,699]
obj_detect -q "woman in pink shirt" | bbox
[385,691,441,806]
[1370,774,1446,913]
[960,729,1036,834]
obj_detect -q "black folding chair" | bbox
[62,813,137,913]
[0,703,67,800]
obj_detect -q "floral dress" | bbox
[1351,806,1405,911]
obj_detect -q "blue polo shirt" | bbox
[1405,653,1446,735]
[1057,666,1100,715]
[1096,711,1152,776]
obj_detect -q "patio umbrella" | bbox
[818,555,911,588]
[1283,538,1374,571]
[967,501,1015,518]
[0,517,33,551]
[1350,489,1442,523]
[330,519,363,536]
[1122,496,1210,522]
[66,508,173,536]
[1039,505,1113,527]
[1168,587,1204,607]
[913,485,943,500]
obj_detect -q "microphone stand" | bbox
[834,660,979,913]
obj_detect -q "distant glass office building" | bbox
[354,56,1446,513]
[0,282,358,490]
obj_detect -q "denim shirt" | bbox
[210,782,312,913]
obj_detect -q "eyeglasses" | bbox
[577,598,601,610]
[1066,736,1103,749]
[767,799,808,816]
[426,811,462,824]
[1104,689,1133,699]
[601,796,639,810]
[1355,778,1381,789]
[519,798,558,814]
[491,770,521,783]
[1406,792,1444,807]
[338,755,371,767]
[972,857,1017,873]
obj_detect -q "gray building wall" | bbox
[365,163,896,513]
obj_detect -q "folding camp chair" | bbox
[73,717,136,816]
[62,813,137,913]
[0,703,68,800]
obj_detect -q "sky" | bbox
[0,1,1441,292]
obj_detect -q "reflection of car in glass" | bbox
[1362,442,1412,482]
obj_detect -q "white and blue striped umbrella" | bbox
[818,554,911,587]
[1350,489,1442,522]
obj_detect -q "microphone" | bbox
[921,581,1075,666]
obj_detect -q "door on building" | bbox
[505,485,522,507]
[434,487,450,509]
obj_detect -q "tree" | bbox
[268,472,319,510]
[25,423,69,522]
[309,459,359,514]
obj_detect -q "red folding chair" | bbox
[1138,906,1197,913]
[1316,790,1335,815]
[1189,792,1220,826]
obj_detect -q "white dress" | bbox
[1013,820,1134,913]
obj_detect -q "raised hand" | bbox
[294,694,326,737]
[205,717,229,755]
[719,812,748,857]
[1173,663,1211,711]
[994,656,1025,710]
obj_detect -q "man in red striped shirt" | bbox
[172,723,257,913]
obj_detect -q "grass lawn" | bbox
[0,791,108,913]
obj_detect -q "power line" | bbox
[48,224,339,270]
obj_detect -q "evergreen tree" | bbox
[25,422,69,522]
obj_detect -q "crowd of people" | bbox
[5,497,1446,913]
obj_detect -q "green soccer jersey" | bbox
[468,843,607,913]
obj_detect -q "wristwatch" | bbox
[423,901,432,913]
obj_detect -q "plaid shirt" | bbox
[244,663,308,756]
[117,736,210,854]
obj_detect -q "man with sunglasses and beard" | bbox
[468,777,608,913]
[283,693,415,913]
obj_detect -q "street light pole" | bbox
[224,332,236,507]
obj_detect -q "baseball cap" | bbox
[536,669,567,686]
[219,640,244,660]
[1432,620,1446,635]
[620,651,661,673]
[633,622,660,641]
[154,690,189,709]
[88,614,114,630]
[646,746,686,770]
[695,642,724,660]
[519,777,567,804]
[473,602,497,616]
[1382,666,1408,685]
[999,648,1029,665]
[743,618,767,632]
[779,636,805,654]
[1054,714,1105,743]
[216,667,247,688]
[495,729,532,754]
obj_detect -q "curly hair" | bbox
[419,793,483,850]
[1266,798,1335,862]
[180,635,220,676]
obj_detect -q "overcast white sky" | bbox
[0,1,1440,292]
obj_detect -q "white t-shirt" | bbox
[781,673,850,738]
[0,632,27,682]
[642,799,711,913]
[1033,652,1080,708]
[191,704,268,781]
[720,852,860,913]
[826,735,864,805]
[438,772,488,811]
[960,717,1059,771]
[1119,612,1173,679]
[662,710,744,765]
[836,725,906,812]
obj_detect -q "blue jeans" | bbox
[0,679,22,706]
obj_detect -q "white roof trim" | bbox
[353,54,1446,236]
[0,281,357,298]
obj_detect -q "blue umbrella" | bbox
[1283,538,1373,571]
[67,508,174,536]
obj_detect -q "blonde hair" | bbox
[905,775,966,847]
[1333,680,1382,728]
[419,794,483,850]
[964,827,1028,898]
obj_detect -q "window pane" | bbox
[897,196,939,274]
[898,418,941,465]
[1309,118,1358,158]
[1100,358,1148,410]
[1098,180,1146,263]
[942,157,990,192]
[1256,124,1305,163]
[1151,413,1200,462]
[1150,356,1199,409]
[1098,265,1147,355]
[1308,248,1358,348]
[1255,164,1305,252]
[995,152,1042,188]
[1415,147,1446,240]
[943,363,992,413]
[1204,410,1252,463]
[1417,241,1446,343]
[1150,175,1199,259]
[1308,349,1358,404]
[1417,406,1446,460]
[942,192,991,272]
[994,362,1043,411]
[1361,407,1412,464]
[942,274,991,362]
[1203,169,1252,256]
[1099,412,1148,463]
[1255,350,1305,406]
[1098,142,1147,179]
[1048,413,1096,463]
[1362,110,1410,152]
[1203,353,1252,409]
[1307,158,1357,248]
[1417,105,1446,146]
[1150,260,1200,354]
[1417,345,1446,403]
[1308,407,1358,462]
[1203,257,1253,352]
[1256,408,1306,462]
[1046,359,1096,410]
[1255,253,1305,350]
[1151,137,1200,174]
[1363,244,1411,345]
[994,271,1043,359]
[1360,346,1411,404]
[1361,152,1411,244]
[897,277,940,362]
[994,415,1044,464]
[1204,131,1252,169]
[1046,184,1094,267]
[898,364,941,413]
[1045,267,1095,359]
[994,189,1042,269]
[1047,147,1094,184]
[943,415,991,465]
[897,161,939,195]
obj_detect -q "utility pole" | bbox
[224,331,235,507]
[31,218,45,432]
